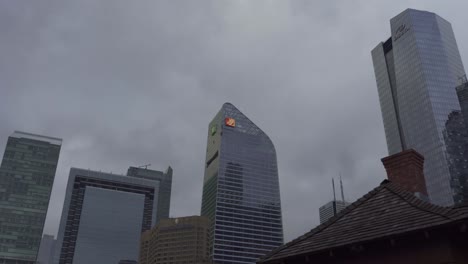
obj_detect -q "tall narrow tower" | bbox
[372,9,468,206]
[0,131,62,263]
[201,103,284,264]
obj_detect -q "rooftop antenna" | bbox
[138,164,151,169]
[332,178,336,202]
[340,173,345,202]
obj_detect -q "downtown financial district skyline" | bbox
[0,103,283,264]
[1,6,468,264]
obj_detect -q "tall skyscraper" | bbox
[127,166,172,223]
[372,9,467,206]
[319,178,350,224]
[200,103,284,264]
[54,168,162,264]
[319,201,350,224]
[0,131,62,264]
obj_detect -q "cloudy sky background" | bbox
[1,0,468,242]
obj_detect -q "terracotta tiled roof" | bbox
[258,180,468,263]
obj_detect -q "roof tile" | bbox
[258,180,468,263]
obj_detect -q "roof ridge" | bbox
[259,180,467,263]
[383,182,454,220]
[258,181,388,262]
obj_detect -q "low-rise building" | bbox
[139,216,211,264]
[258,150,468,264]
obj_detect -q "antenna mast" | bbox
[340,173,345,202]
[332,178,336,202]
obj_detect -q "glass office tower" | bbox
[319,200,350,224]
[0,131,62,264]
[372,9,467,206]
[54,168,160,264]
[201,103,284,264]
[127,166,172,223]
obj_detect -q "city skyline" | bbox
[1,1,468,243]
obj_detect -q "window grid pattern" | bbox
[201,103,283,264]
[54,169,158,264]
[372,9,468,206]
[0,133,61,263]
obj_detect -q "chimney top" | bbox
[381,149,428,196]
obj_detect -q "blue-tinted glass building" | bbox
[54,168,161,264]
[0,131,62,264]
[201,103,284,264]
[372,9,467,206]
[127,166,172,223]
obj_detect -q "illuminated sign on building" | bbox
[225,117,236,127]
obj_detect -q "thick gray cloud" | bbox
[1,0,468,242]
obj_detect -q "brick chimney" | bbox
[381,149,428,195]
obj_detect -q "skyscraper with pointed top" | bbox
[201,103,284,264]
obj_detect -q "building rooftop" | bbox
[258,180,468,263]
[11,130,62,145]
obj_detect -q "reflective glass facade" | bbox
[54,168,160,264]
[201,103,283,264]
[127,166,173,223]
[319,201,350,224]
[37,234,56,264]
[0,131,62,264]
[372,9,467,206]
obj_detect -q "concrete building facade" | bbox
[139,216,210,264]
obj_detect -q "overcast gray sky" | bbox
[1,0,468,242]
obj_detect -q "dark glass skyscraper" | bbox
[201,103,283,264]
[372,9,467,206]
[318,200,350,224]
[0,131,62,263]
[127,166,173,223]
[54,168,162,264]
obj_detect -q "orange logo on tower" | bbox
[225,117,236,127]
